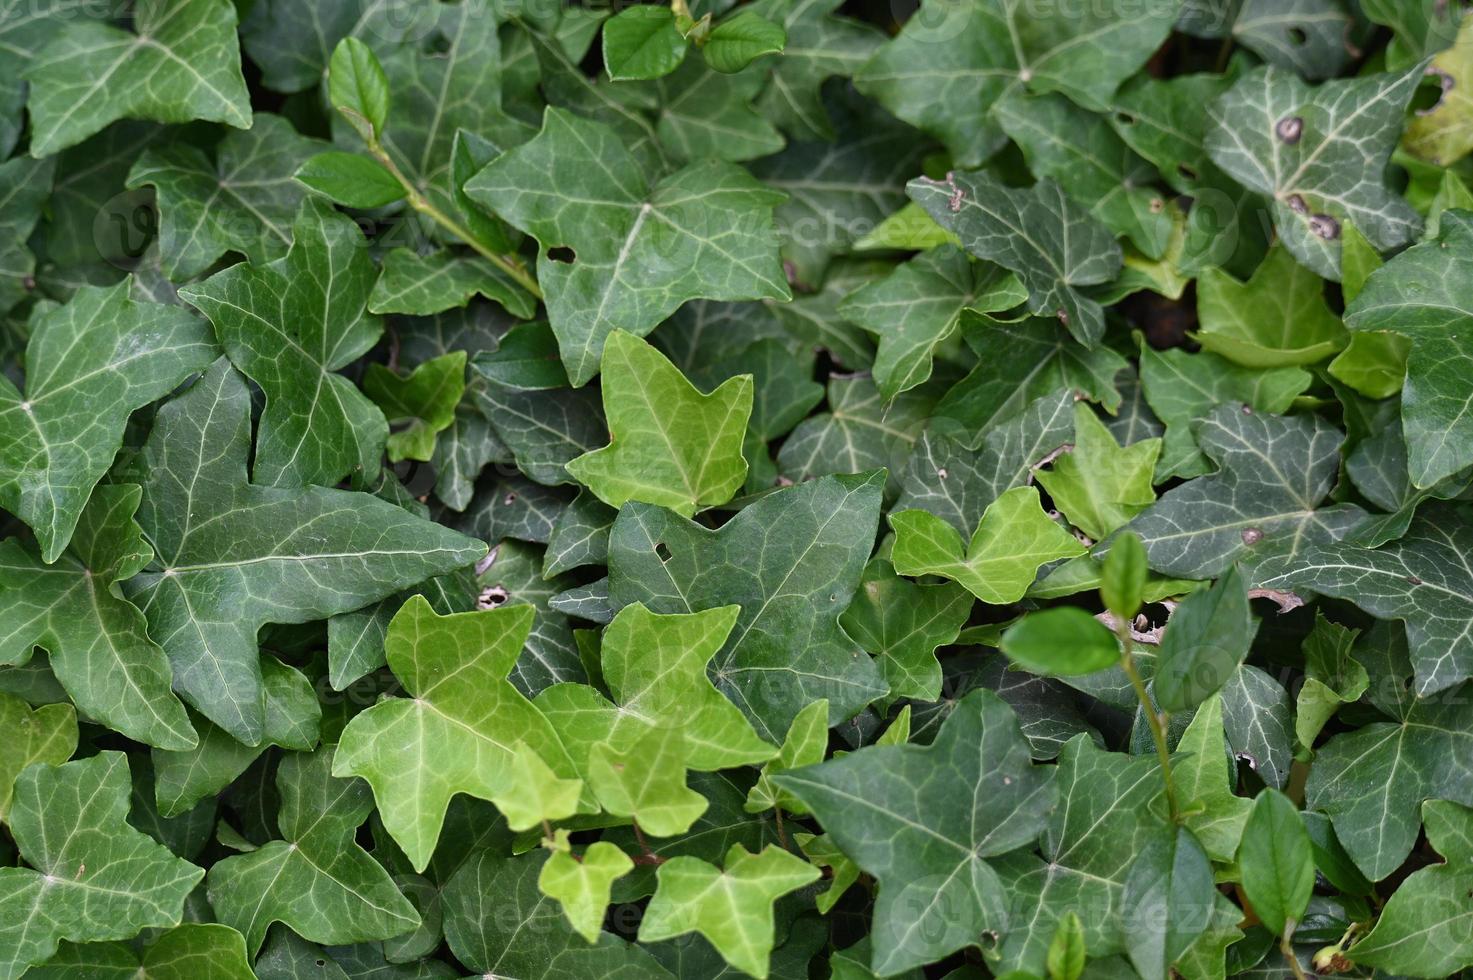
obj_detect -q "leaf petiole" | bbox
[1116,621,1180,823]
[361,136,543,300]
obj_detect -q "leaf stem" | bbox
[1281,932,1309,980]
[364,140,543,300]
[1117,623,1179,823]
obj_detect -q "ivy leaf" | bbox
[991,737,1167,974]
[1205,64,1425,279]
[368,2,532,211]
[178,197,386,489]
[1297,622,1473,881]
[538,841,635,944]
[750,86,926,289]
[1255,504,1473,697]
[151,655,319,818]
[535,603,776,779]
[838,558,972,702]
[124,114,322,281]
[702,12,786,73]
[909,171,1123,347]
[1037,402,1161,542]
[1120,826,1216,980]
[445,850,673,976]
[1400,15,1473,166]
[746,0,883,140]
[1344,209,1473,489]
[206,748,419,955]
[995,90,1174,259]
[638,844,820,978]
[0,280,216,563]
[1346,800,1473,976]
[838,246,1025,399]
[1138,345,1311,480]
[1294,613,1368,752]
[0,752,203,980]
[469,322,607,487]
[1172,693,1252,864]
[366,249,535,320]
[1194,246,1347,367]
[891,485,1087,604]
[607,472,888,740]
[745,698,829,815]
[122,359,483,745]
[1001,606,1120,677]
[0,484,196,750]
[0,155,53,315]
[1177,0,1354,79]
[567,331,753,517]
[854,0,1180,167]
[465,107,790,386]
[899,388,1076,537]
[31,923,255,980]
[588,725,710,836]
[22,0,251,156]
[0,692,75,823]
[489,743,584,834]
[363,351,467,464]
[333,596,584,872]
[775,689,1056,974]
[1125,404,1359,580]
[930,315,1127,446]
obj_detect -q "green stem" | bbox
[1116,622,1179,823]
[1281,932,1309,980]
[366,141,543,300]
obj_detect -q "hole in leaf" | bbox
[1413,71,1453,115]
[1176,163,1198,182]
[547,246,576,263]
[478,585,509,609]
[1287,26,1307,45]
[655,542,673,562]
[1115,111,1136,126]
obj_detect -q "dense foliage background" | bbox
[2,0,1473,978]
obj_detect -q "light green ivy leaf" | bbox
[567,330,753,517]
[333,596,585,872]
[1037,402,1161,542]
[891,485,1087,604]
